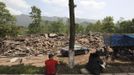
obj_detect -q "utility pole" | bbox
[68,0,76,68]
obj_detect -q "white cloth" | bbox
[101,62,106,69]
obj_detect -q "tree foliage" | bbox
[75,23,84,34]
[28,6,42,34]
[85,20,102,33]
[0,2,19,37]
[116,19,134,33]
[0,2,16,25]
[101,16,115,33]
[48,20,66,34]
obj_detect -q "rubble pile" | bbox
[77,32,104,48]
[0,33,104,56]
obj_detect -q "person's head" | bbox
[48,54,54,59]
[90,52,100,59]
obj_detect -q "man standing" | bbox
[45,54,58,75]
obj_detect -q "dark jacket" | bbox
[86,53,103,75]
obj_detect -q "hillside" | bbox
[15,14,96,26]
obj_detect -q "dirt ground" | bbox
[0,52,131,67]
[0,53,90,67]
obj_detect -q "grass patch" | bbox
[0,63,134,74]
[0,64,44,74]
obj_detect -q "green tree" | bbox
[85,23,94,33]
[92,20,102,32]
[40,21,49,33]
[28,6,42,34]
[118,20,133,33]
[84,20,102,33]
[48,20,66,34]
[0,2,16,25]
[102,16,115,33]
[0,2,18,37]
[75,24,84,34]
[131,18,134,32]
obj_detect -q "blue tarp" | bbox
[104,34,134,47]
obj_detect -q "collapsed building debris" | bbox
[0,33,104,57]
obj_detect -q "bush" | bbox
[0,24,20,37]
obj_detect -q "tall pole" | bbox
[68,0,76,68]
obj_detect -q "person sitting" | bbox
[45,53,58,75]
[86,52,105,75]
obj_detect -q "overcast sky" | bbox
[0,0,134,21]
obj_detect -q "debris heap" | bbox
[0,33,104,56]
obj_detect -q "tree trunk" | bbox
[68,0,76,68]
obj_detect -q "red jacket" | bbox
[45,59,58,75]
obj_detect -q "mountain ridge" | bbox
[15,14,96,26]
